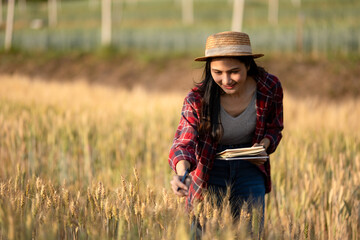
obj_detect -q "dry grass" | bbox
[0,75,359,239]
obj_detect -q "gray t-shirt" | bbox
[219,92,256,145]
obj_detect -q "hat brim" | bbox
[194,53,264,61]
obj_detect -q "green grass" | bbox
[0,0,359,56]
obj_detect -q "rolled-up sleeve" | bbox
[168,92,201,173]
[264,80,284,154]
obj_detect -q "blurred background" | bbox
[0,0,359,98]
[1,0,359,55]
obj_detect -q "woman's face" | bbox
[210,57,249,95]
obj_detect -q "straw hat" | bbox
[194,31,264,61]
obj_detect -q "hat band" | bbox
[205,45,253,57]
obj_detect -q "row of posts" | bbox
[1,0,299,51]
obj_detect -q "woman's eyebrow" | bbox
[211,67,240,71]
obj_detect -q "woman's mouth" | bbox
[223,84,236,90]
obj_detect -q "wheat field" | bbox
[0,75,359,240]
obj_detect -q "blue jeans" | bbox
[208,159,265,222]
[191,144,265,239]
[210,143,265,221]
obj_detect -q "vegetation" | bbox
[0,75,359,239]
[0,0,359,56]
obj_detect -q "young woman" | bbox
[168,31,283,237]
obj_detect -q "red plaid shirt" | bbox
[169,73,283,207]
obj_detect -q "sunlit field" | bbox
[0,75,359,239]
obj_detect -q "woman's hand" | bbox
[251,140,270,166]
[253,138,270,151]
[171,160,191,197]
[170,174,191,197]
[248,154,268,166]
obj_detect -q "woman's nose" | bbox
[223,73,232,85]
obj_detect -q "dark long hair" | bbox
[195,56,266,142]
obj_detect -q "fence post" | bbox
[48,0,58,27]
[232,0,244,32]
[268,0,278,25]
[5,0,15,51]
[182,0,193,25]
[101,0,112,46]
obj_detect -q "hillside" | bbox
[1,53,359,99]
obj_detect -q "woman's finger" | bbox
[174,175,189,191]
[184,177,191,187]
[252,143,267,155]
[172,183,188,197]
[249,157,267,166]
[170,175,189,196]
[175,189,188,197]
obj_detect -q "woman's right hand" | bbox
[170,174,191,197]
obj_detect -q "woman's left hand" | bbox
[251,142,269,166]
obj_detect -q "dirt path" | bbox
[1,53,359,99]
